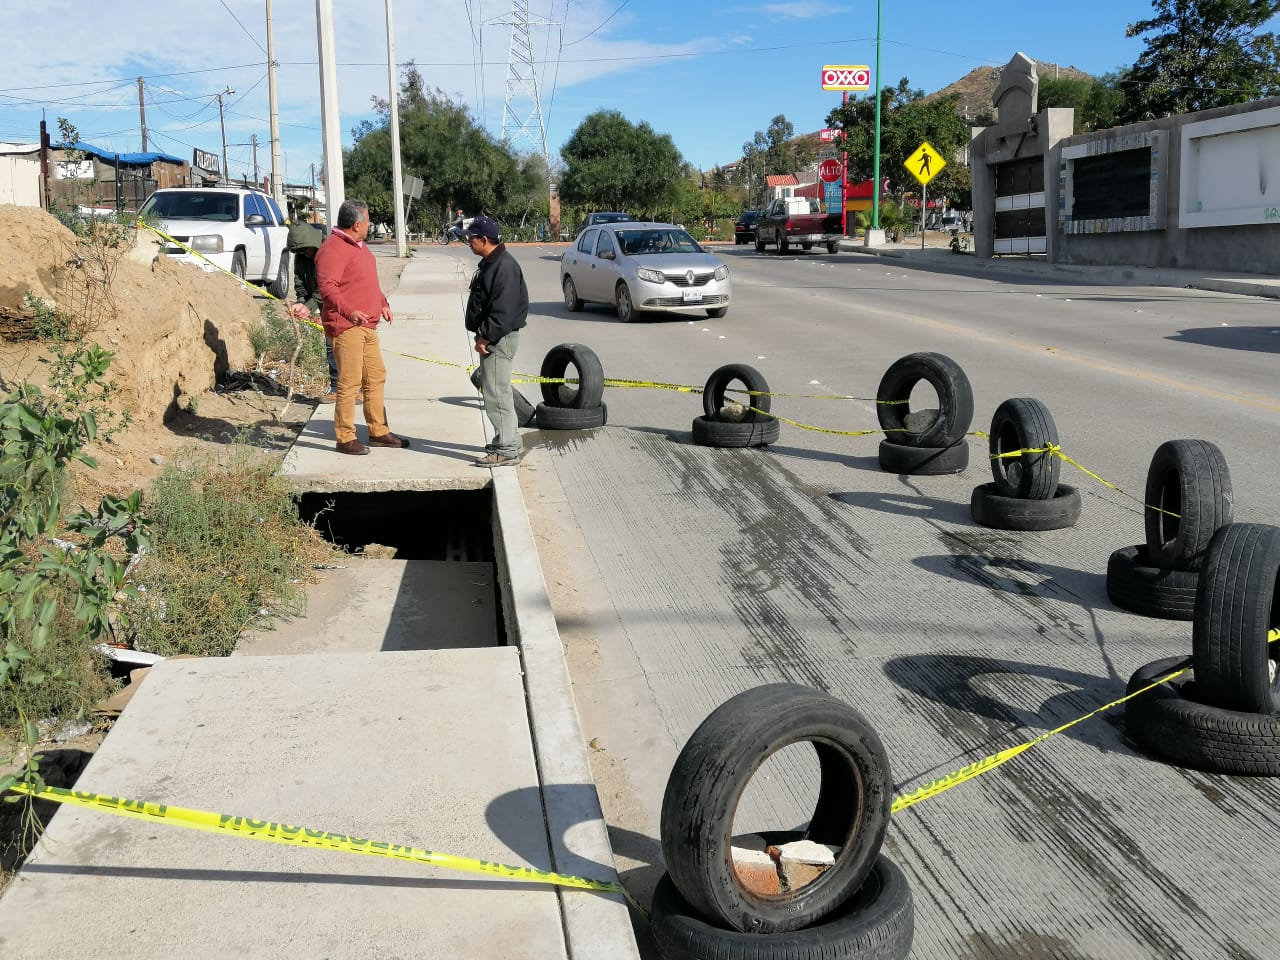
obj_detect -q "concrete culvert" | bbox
[659,684,892,935]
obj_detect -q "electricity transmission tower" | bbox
[488,0,557,159]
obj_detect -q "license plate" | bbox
[682,290,703,303]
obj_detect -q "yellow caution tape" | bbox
[746,406,900,438]
[892,628,1280,814]
[6,783,646,916]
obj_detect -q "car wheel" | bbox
[615,282,635,323]
[827,242,840,254]
[266,252,291,299]
[562,275,583,312]
[706,307,728,319]
[230,249,247,280]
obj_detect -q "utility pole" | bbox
[265,0,284,203]
[137,77,148,151]
[252,134,260,184]
[315,0,345,226]
[217,87,234,185]
[385,0,407,256]
[310,162,316,221]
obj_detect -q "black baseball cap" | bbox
[466,215,500,240]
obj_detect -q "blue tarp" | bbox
[57,140,184,166]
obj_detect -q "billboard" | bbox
[821,65,871,91]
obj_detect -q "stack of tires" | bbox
[652,685,914,959]
[469,367,536,428]
[1107,440,1232,620]
[1126,522,1280,775]
[970,398,1081,530]
[693,363,780,448]
[876,352,972,475]
[533,342,608,430]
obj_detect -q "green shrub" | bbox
[124,448,334,657]
[249,305,328,382]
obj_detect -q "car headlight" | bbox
[189,235,224,254]
[713,264,730,281]
[636,267,666,284]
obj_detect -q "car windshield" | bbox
[614,228,703,256]
[139,191,240,222]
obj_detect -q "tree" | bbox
[559,110,684,216]
[1121,0,1280,121]
[1038,73,1130,133]
[345,64,529,230]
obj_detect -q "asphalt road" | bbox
[441,240,1280,959]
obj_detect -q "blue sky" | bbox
[0,1,1267,182]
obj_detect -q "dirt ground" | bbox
[0,205,405,890]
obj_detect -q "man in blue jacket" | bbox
[464,215,528,467]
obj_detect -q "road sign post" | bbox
[904,141,946,250]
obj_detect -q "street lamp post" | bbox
[871,0,883,235]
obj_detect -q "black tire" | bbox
[1126,657,1280,776]
[534,402,607,430]
[706,307,728,319]
[970,483,1081,531]
[1105,544,1198,621]
[691,415,780,448]
[1192,523,1280,714]
[987,397,1061,499]
[230,249,247,280]
[801,242,813,250]
[651,855,914,960]
[1144,439,1233,571]
[539,343,605,409]
[267,252,291,299]
[562,275,583,312]
[877,438,969,476]
[876,352,974,448]
[755,238,766,253]
[660,684,892,935]
[616,282,636,323]
[827,242,839,254]
[435,230,450,245]
[470,368,536,428]
[702,363,772,421]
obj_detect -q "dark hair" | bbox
[337,199,369,230]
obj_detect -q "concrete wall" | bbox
[1053,97,1280,274]
[0,153,40,206]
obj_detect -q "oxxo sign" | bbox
[819,158,843,183]
[821,65,871,91]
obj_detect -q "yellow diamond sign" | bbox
[905,141,946,186]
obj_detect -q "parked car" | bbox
[754,196,844,254]
[139,186,292,297]
[574,211,634,236]
[733,210,761,244]
[560,222,731,322]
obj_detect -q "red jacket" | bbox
[315,228,388,338]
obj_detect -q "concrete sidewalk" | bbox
[837,237,1280,300]
[0,245,639,960]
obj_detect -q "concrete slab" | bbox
[0,649,569,960]
[235,559,497,655]
[280,250,492,492]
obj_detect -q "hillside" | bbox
[921,60,1094,122]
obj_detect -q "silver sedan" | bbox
[560,222,732,321]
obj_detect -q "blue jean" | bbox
[479,331,521,457]
[325,336,338,391]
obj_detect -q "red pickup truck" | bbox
[754,197,844,254]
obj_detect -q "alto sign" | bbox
[819,158,843,183]
[821,65,871,91]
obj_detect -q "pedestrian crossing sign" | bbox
[906,142,945,186]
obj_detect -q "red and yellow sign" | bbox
[821,65,871,91]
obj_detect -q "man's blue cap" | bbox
[466,215,500,240]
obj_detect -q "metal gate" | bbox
[993,156,1046,255]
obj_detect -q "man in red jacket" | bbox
[316,199,409,455]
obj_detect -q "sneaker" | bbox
[473,451,520,467]
[368,431,410,449]
[319,390,337,404]
[335,439,369,456]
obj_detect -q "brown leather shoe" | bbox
[335,439,369,455]
[368,431,410,449]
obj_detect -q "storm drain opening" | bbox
[296,488,508,648]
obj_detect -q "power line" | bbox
[217,0,268,56]
[0,63,264,95]
[564,0,630,46]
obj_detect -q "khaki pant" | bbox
[332,325,388,444]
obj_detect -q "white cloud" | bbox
[759,2,850,20]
